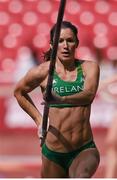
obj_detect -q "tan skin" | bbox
[14,28,100,178]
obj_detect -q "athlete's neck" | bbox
[56,58,76,72]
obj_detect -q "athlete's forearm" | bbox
[62,89,95,106]
[14,91,42,127]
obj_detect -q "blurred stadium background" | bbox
[0,0,117,178]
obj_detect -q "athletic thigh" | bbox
[69,148,100,178]
[41,155,68,178]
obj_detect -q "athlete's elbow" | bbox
[14,89,21,103]
[14,86,19,97]
[14,86,24,100]
[87,92,96,104]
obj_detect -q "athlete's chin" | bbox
[60,56,72,61]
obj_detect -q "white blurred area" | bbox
[91,59,117,127]
[0,0,117,130]
[5,90,43,128]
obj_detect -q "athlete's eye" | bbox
[67,38,75,43]
[59,38,64,43]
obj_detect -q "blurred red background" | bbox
[0,0,117,178]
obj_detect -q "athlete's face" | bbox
[56,28,78,62]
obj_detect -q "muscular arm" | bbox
[62,61,100,106]
[14,64,47,127]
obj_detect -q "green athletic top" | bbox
[50,60,84,108]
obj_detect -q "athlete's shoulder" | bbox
[79,59,99,69]
[24,61,50,81]
[33,61,50,73]
[38,61,50,72]
[77,59,100,77]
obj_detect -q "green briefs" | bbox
[42,140,96,172]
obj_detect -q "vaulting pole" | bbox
[40,0,66,146]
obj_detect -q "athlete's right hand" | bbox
[37,125,43,144]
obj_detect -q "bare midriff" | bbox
[45,105,93,152]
